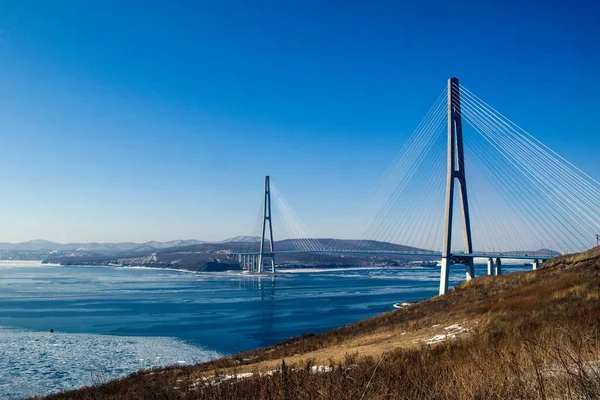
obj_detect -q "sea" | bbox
[0,261,531,399]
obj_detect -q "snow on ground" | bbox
[421,323,470,345]
[0,326,221,399]
[310,365,333,373]
[191,365,335,389]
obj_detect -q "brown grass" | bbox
[32,246,600,399]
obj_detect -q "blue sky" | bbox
[0,0,598,243]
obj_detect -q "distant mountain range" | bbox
[216,236,261,243]
[0,237,259,252]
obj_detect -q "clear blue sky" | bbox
[0,0,598,243]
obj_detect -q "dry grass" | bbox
[33,246,600,400]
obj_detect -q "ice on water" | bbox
[0,326,221,399]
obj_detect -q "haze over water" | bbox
[1,262,531,398]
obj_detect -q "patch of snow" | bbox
[192,365,335,390]
[423,334,447,344]
[444,323,466,332]
[422,323,469,345]
[311,365,333,373]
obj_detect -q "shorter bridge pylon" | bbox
[257,176,276,274]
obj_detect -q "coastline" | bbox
[0,260,61,267]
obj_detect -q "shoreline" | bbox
[0,260,61,267]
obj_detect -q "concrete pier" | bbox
[532,259,540,270]
[465,257,474,281]
[439,257,450,295]
[271,256,275,274]
[487,257,494,275]
[495,257,502,275]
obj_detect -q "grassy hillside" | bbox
[35,247,600,399]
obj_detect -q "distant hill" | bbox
[505,248,561,257]
[217,236,261,243]
[0,237,267,252]
[273,238,427,252]
[0,239,206,252]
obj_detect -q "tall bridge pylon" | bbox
[439,77,474,295]
[257,175,276,274]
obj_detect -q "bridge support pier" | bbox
[532,259,539,270]
[495,258,502,275]
[439,257,450,295]
[465,257,474,281]
[487,257,494,275]
[439,256,474,295]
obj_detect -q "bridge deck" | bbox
[235,249,553,261]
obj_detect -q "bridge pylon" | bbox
[257,175,276,274]
[439,77,474,295]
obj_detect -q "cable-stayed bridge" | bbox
[235,78,600,295]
